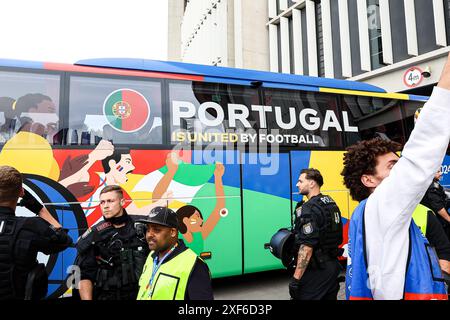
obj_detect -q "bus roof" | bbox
[75,58,386,93]
[0,57,429,101]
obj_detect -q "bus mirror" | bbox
[251,81,262,88]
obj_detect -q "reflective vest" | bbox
[346,199,448,300]
[412,204,429,236]
[137,248,197,300]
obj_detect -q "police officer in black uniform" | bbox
[289,168,343,300]
[0,166,73,300]
[76,185,152,300]
[421,171,450,240]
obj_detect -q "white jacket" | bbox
[365,86,450,299]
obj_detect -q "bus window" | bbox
[342,95,407,145]
[169,81,260,146]
[68,76,163,146]
[403,100,425,140]
[263,89,344,148]
[0,71,60,145]
[403,99,449,154]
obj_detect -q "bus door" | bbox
[242,152,292,274]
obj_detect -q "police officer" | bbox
[136,206,214,300]
[76,185,151,300]
[289,168,343,300]
[0,166,73,300]
[421,171,450,240]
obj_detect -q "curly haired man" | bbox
[341,53,450,300]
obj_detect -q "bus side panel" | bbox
[242,153,292,274]
[290,150,356,257]
[55,148,243,279]
[290,151,312,207]
[189,150,243,278]
[442,155,450,187]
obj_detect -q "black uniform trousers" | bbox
[290,259,342,300]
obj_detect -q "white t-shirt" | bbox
[364,86,450,300]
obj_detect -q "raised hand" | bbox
[166,152,180,173]
[157,190,174,207]
[89,139,114,162]
[214,162,225,179]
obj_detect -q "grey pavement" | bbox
[212,269,346,300]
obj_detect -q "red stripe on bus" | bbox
[43,62,204,81]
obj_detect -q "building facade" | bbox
[174,0,269,71]
[168,0,185,62]
[268,0,450,94]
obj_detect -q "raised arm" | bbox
[368,53,450,230]
[201,163,225,240]
[152,152,179,202]
[126,190,173,215]
[59,140,114,187]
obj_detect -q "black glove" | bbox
[288,277,301,300]
[18,189,44,214]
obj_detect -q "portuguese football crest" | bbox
[112,101,131,119]
[103,89,150,132]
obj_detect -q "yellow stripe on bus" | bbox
[319,87,410,100]
[308,151,359,219]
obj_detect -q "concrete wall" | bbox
[240,0,269,71]
[181,0,229,66]
[350,47,450,92]
[178,0,268,70]
[168,0,184,62]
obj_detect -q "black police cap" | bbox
[136,206,178,229]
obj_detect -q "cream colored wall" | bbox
[179,0,269,71]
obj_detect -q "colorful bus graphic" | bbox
[0,58,446,298]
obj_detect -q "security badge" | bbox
[295,207,302,218]
[302,222,313,235]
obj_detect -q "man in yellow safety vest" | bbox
[136,206,213,300]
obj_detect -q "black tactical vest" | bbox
[309,194,343,257]
[0,215,26,300]
[79,218,149,298]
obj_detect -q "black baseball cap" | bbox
[136,206,178,229]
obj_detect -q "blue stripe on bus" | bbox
[0,57,387,94]
[262,82,320,91]
[242,153,292,200]
[203,76,253,86]
[0,59,44,69]
[75,58,386,93]
[408,94,429,102]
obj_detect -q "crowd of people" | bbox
[0,169,214,301]
[0,53,449,301]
